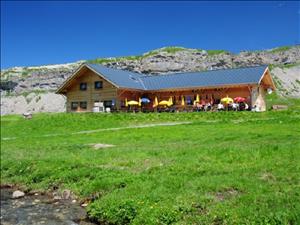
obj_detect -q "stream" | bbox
[0,187,97,225]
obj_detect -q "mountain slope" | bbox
[1,46,300,115]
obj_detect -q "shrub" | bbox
[207,50,228,56]
[270,46,292,53]
[88,199,137,225]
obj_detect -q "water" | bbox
[0,187,97,225]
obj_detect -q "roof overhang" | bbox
[55,63,120,94]
[142,83,258,93]
[258,66,276,90]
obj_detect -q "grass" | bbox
[2,88,300,224]
[266,93,300,110]
[160,47,186,54]
[206,50,229,56]
[86,47,188,64]
[3,89,51,98]
[269,46,293,53]
[1,110,300,224]
[86,55,145,64]
[269,62,300,70]
[86,47,235,66]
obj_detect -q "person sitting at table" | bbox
[232,102,238,111]
[239,102,244,111]
[245,103,249,110]
[201,99,206,107]
[204,102,211,111]
[217,102,224,111]
[196,102,202,112]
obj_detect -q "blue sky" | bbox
[1,1,299,69]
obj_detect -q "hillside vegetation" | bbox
[1,109,300,224]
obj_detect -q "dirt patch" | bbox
[260,172,276,182]
[191,203,208,215]
[89,143,115,149]
[214,188,240,201]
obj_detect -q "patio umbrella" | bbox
[221,96,233,104]
[234,97,246,103]
[168,97,173,106]
[138,98,142,106]
[181,96,185,106]
[125,98,128,107]
[196,94,200,103]
[158,100,170,106]
[158,97,173,107]
[153,97,158,107]
[127,100,139,106]
[141,97,150,103]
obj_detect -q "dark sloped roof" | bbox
[87,63,146,90]
[86,63,267,91]
[141,66,267,90]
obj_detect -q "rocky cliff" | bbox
[1,46,300,115]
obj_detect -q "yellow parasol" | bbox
[196,94,200,102]
[125,98,128,107]
[153,96,158,107]
[158,100,170,106]
[138,98,142,106]
[221,96,233,104]
[168,97,173,106]
[181,96,185,106]
[127,100,139,106]
[193,94,200,106]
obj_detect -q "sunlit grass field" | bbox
[1,109,300,224]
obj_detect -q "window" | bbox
[104,100,113,108]
[80,101,87,109]
[80,82,87,91]
[95,81,103,89]
[71,102,78,110]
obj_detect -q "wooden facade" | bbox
[57,64,275,112]
[59,67,118,112]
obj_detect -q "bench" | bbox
[271,105,288,110]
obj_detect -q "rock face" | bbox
[1,93,66,115]
[271,66,300,98]
[1,46,300,115]
[1,62,81,95]
[102,46,300,74]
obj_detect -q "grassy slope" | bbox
[1,109,300,225]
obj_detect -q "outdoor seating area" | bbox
[116,94,251,113]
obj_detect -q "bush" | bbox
[88,199,137,225]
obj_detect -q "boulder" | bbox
[12,190,25,199]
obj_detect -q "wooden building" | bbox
[56,63,276,112]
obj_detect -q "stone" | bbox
[53,196,62,200]
[81,203,88,207]
[62,189,71,200]
[12,190,25,199]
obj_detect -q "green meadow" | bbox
[1,101,300,224]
